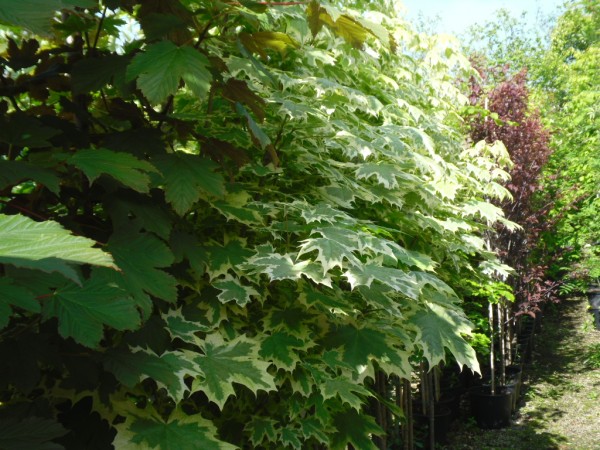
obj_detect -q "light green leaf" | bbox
[192,334,276,409]
[0,214,116,283]
[68,148,158,193]
[155,153,225,215]
[299,203,352,224]
[298,234,360,273]
[104,348,196,401]
[321,376,372,410]
[44,275,140,348]
[0,278,38,329]
[246,252,311,281]
[356,162,401,189]
[330,409,383,450]
[344,264,421,300]
[259,332,308,370]
[213,275,260,307]
[408,302,480,373]
[116,414,236,450]
[127,41,212,104]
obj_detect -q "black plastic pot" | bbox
[588,288,600,330]
[469,386,513,429]
[414,406,452,447]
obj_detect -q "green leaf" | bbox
[127,41,212,104]
[239,31,299,58]
[0,278,38,329]
[298,232,360,273]
[71,54,129,94]
[245,417,278,447]
[213,275,260,307]
[44,275,140,348]
[68,148,159,193]
[0,160,60,194]
[0,416,68,450]
[204,239,253,280]
[98,229,176,316]
[344,264,421,300]
[0,0,94,35]
[192,334,276,409]
[246,252,313,281]
[325,324,410,379]
[116,414,236,450]
[408,302,480,372]
[259,331,308,370]
[104,348,196,400]
[155,153,225,215]
[0,214,115,283]
[321,376,372,410]
[330,409,383,450]
[280,427,302,450]
[299,417,329,445]
[356,162,402,189]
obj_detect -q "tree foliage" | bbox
[0,0,514,447]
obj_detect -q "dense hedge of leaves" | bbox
[0,1,514,448]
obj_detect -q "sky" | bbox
[399,0,565,36]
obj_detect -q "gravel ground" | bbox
[443,296,600,450]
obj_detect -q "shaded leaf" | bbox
[43,275,140,348]
[68,148,159,193]
[127,41,212,104]
[104,348,195,400]
[330,409,383,450]
[0,278,38,329]
[0,416,67,450]
[155,153,225,215]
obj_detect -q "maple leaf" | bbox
[213,275,260,307]
[95,229,176,317]
[245,417,278,447]
[204,239,254,280]
[126,41,212,104]
[259,331,309,370]
[330,409,383,450]
[324,324,411,379]
[192,334,276,410]
[114,411,236,450]
[68,148,159,193]
[408,301,480,373]
[44,276,140,348]
[155,153,225,216]
[103,348,196,401]
[344,264,421,300]
[321,376,372,410]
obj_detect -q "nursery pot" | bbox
[414,406,452,447]
[588,288,600,330]
[469,385,513,429]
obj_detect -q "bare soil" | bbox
[443,296,600,450]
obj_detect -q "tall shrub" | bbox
[0,1,513,447]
